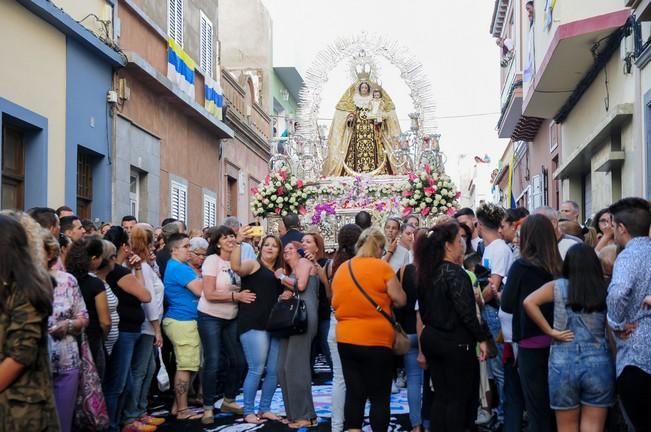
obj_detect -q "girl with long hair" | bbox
[0,214,59,430]
[414,222,489,432]
[122,224,165,430]
[231,234,288,424]
[501,214,562,432]
[524,243,615,432]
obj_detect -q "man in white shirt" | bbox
[559,200,580,223]
[476,203,513,426]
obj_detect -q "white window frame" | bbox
[203,193,217,228]
[168,0,184,47]
[170,179,188,225]
[199,11,214,77]
[129,168,140,220]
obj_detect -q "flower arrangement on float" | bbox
[400,165,461,218]
[250,169,310,217]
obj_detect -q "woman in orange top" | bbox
[331,227,406,432]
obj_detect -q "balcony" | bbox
[497,56,523,139]
[522,9,631,119]
[222,71,272,152]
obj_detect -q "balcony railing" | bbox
[500,54,517,109]
[222,71,271,141]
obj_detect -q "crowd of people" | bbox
[0,197,650,432]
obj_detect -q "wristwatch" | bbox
[279,274,287,282]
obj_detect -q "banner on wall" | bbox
[167,38,195,97]
[204,76,224,120]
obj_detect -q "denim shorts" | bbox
[548,344,615,410]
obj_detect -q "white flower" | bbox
[270,195,277,202]
[419,202,427,209]
[440,199,446,205]
[277,197,284,203]
[447,203,452,207]
[263,198,270,205]
[409,199,417,206]
[281,210,288,216]
[420,173,428,181]
[425,197,432,204]
[289,197,296,204]
[286,184,293,191]
[435,194,442,200]
[416,181,422,188]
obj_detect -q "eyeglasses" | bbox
[191,251,207,257]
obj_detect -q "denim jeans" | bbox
[312,318,332,371]
[327,312,345,432]
[197,312,245,408]
[103,331,141,432]
[239,329,280,415]
[483,305,504,421]
[404,333,423,428]
[123,334,156,423]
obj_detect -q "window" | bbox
[225,176,237,217]
[531,174,543,209]
[170,180,187,224]
[1,125,25,210]
[168,0,184,47]
[199,11,214,77]
[77,150,93,219]
[203,194,216,228]
[130,168,140,220]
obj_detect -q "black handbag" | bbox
[266,294,308,337]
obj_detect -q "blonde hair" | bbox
[355,227,386,258]
[130,223,154,261]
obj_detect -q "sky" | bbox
[261,0,508,182]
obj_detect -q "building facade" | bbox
[491,0,639,220]
[0,0,123,220]
[114,0,234,229]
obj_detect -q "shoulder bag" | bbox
[74,331,109,431]
[347,260,410,355]
[266,292,308,337]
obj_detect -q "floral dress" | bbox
[49,271,88,373]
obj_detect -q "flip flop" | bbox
[176,408,203,421]
[243,414,267,425]
[288,419,318,429]
[258,412,283,422]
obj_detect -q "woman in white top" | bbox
[122,224,165,429]
[198,225,255,424]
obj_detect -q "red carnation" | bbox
[277,187,285,196]
[421,207,430,217]
[296,179,303,188]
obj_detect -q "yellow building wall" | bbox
[562,55,634,159]
[0,1,67,207]
[51,0,114,39]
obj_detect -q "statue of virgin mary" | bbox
[321,81,402,177]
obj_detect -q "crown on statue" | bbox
[354,63,372,81]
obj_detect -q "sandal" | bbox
[258,412,283,422]
[121,420,157,432]
[288,419,318,429]
[139,416,165,426]
[244,414,267,424]
[176,408,203,421]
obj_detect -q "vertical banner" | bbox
[167,38,196,97]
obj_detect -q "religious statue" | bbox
[321,80,402,176]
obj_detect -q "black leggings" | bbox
[421,330,479,432]
[338,343,394,431]
[617,365,651,432]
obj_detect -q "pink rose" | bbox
[447,207,456,217]
[274,208,281,215]
[297,179,303,188]
[421,207,430,217]
[277,187,285,196]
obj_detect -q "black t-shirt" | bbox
[238,265,283,335]
[78,274,106,338]
[106,264,144,333]
[396,264,418,334]
[156,247,172,282]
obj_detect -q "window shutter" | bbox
[168,0,176,42]
[199,12,214,76]
[169,0,184,46]
[203,194,216,228]
[170,181,187,224]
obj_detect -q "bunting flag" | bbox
[167,38,195,97]
[506,150,516,208]
[204,76,224,120]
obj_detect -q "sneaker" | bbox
[220,399,244,415]
[391,380,399,394]
[475,408,492,425]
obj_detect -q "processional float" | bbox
[253,33,460,249]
